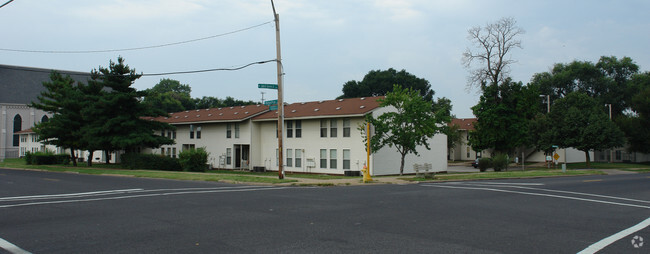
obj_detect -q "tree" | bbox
[143,79,194,113]
[463,17,524,90]
[193,96,257,109]
[537,92,625,167]
[82,57,174,163]
[617,72,650,153]
[30,72,85,166]
[365,85,445,175]
[339,68,435,102]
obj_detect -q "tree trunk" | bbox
[71,148,77,167]
[87,150,93,167]
[585,151,591,168]
[104,150,111,164]
[399,153,406,176]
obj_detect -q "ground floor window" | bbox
[330,149,337,169]
[320,149,327,168]
[343,149,350,170]
[295,149,302,168]
[226,148,232,165]
[287,149,293,167]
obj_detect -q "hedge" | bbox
[120,153,182,171]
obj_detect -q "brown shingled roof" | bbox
[449,118,477,131]
[152,104,269,124]
[15,128,35,134]
[253,96,384,121]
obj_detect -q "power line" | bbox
[0,20,274,54]
[0,0,14,9]
[0,59,277,77]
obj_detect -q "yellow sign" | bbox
[553,153,560,161]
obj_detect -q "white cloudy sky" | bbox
[1,0,648,117]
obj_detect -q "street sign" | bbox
[269,105,278,111]
[264,100,278,106]
[258,83,278,89]
[553,153,560,161]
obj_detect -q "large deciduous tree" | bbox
[143,78,194,113]
[463,17,524,91]
[365,85,445,175]
[536,92,625,167]
[617,72,650,153]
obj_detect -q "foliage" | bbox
[445,124,462,151]
[142,79,194,113]
[463,17,524,90]
[478,157,492,172]
[365,85,444,175]
[340,68,434,100]
[535,92,625,167]
[30,71,86,166]
[81,57,175,162]
[178,148,210,172]
[491,154,509,172]
[470,79,540,153]
[193,96,258,109]
[24,151,70,165]
[617,72,650,153]
[120,153,181,171]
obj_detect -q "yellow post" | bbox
[363,122,373,183]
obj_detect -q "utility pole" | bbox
[271,0,284,179]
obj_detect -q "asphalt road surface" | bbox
[1,168,648,253]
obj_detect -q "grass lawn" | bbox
[405,169,606,182]
[564,162,650,170]
[0,158,296,184]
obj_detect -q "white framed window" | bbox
[330,149,337,169]
[189,125,195,139]
[320,149,327,168]
[172,147,177,158]
[295,149,302,168]
[226,148,232,165]
[320,119,327,137]
[235,123,240,138]
[226,123,232,138]
[167,148,171,157]
[286,120,293,138]
[196,126,202,139]
[286,149,293,167]
[343,149,350,170]
[343,119,351,137]
[295,120,302,138]
[330,119,338,138]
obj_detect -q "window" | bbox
[41,115,49,123]
[161,130,165,136]
[161,148,165,155]
[615,150,622,161]
[190,125,195,139]
[172,148,177,158]
[330,119,338,137]
[226,124,232,138]
[343,119,350,137]
[466,147,470,158]
[295,120,302,138]
[343,149,350,170]
[196,126,202,139]
[172,131,176,139]
[330,149,337,169]
[286,149,293,167]
[235,123,240,138]
[320,149,327,168]
[13,114,22,147]
[226,148,232,165]
[320,119,327,137]
[295,149,302,168]
[167,131,171,138]
[286,121,293,138]
[167,148,171,157]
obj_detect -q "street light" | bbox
[540,94,550,113]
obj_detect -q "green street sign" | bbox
[264,100,278,106]
[258,83,278,89]
[269,105,278,111]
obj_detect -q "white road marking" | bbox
[577,216,650,254]
[0,186,291,208]
[469,182,545,186]
[0,237,31,254]
[423,184,650,209]
[0,189,144,201]
[446,183,650,204]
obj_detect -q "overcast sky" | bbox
[1,0,648,118]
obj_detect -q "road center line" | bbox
[423,185,650,209]
[469,182,545,186]
[0,237,31,254]
[577,216,650,254]
[0,189,144,201]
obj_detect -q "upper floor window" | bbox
[196,126,202,139]
[295,120,302,138]
[343,119,351,137]
[330,119,338,138]
[226,123,232,138]
[13,114,22,147]
[320,119,327,138]
[189,125,195,139]
[286,120,293,138]
[235,123,240,138]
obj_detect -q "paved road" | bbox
[1,168,648,253]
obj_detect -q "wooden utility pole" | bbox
[271,0,284,179]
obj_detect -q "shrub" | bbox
[492,154,509,172]
[178,148,210,172]
[26,151,70,165]
[478,158,492,172]
[24,152,33,165]
[120,153,181,171]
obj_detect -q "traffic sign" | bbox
[264,100,278,106]
[258,83,278,89]
[269,105,278,111]
[553,153,560,161]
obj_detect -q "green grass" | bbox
[0,158,296,184]
[404,169,606,181]
[565,162,650,170]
